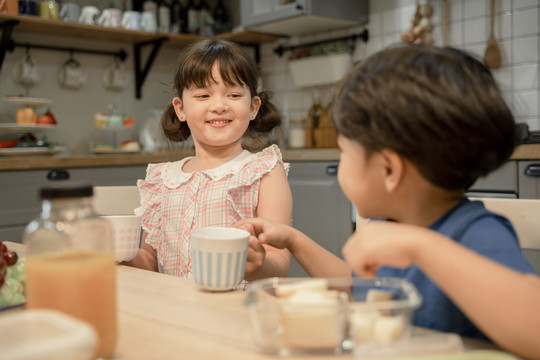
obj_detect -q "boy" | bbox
[237,44,540,360]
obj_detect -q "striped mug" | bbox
[191,227,249,291]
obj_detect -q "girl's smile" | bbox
[172,62,261,155]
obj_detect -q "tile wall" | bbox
[258,0,540,146]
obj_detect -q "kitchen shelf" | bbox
[0,14,287,98]
[0,124,57,133]
[1,96,51,107]
[0,14,285,47]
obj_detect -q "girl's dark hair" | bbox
[331,44,517,191]
[162,39,281,142]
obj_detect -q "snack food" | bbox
[0,240,25,308]
[275,279,347,350]
[16,107,38,124]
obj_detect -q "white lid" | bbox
[0,309,98,360]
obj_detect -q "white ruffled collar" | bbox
[161,150,254,188]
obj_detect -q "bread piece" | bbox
[373,315,406,343]
[275,279,329,298]
[366,289,393,302]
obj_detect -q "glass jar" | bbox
[288,118,306,149]
[23,183,117,359]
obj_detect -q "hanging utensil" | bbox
[484,0,501,69]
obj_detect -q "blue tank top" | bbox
[376,198,537,342]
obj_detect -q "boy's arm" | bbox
[345,222,540,360]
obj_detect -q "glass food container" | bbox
[245,277,422,356]
[23,183,118,359]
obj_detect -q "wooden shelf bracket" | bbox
[0,19,18,72]
[134,37,167,99]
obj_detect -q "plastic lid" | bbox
[40,183,94,199]
[0,309,98,360]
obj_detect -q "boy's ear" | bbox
[380,149,403,193]
[172,97,186,122]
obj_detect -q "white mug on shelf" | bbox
[140,11,157,32]
[59,2,80,22]
[78,6,100,25]
[121,10,141,31]
[97,8,122,28]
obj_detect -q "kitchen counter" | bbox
[0,147,342,171]
[0,144,538,171]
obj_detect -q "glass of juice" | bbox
[24,183,118,359]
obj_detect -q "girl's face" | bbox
[173,63,261,151]
[337,135,387,219]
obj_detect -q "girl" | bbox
[128,39,292,282]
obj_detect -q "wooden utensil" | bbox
[484,0,501,69]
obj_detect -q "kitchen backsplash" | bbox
[260,0,540,141]
[0,0,538,155]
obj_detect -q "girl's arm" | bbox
[244,163,291,281]
[344,222,540,360]
[123,231,159,272]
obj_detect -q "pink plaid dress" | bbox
[135,145,289,277]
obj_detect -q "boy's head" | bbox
[331,44,517,191]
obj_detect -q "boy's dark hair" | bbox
[331,44,517,190]
[162,39,281,142]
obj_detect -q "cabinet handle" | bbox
[326,164,338,175]
[47,169,70,180]
[524,164,540,177]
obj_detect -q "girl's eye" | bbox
[229,93,243,98]
[195,94,209,99]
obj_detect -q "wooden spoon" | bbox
[484,0,501,68]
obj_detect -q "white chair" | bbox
[471,197,540,273]
[93,186,140,216]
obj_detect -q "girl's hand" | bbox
[342,222,424,277]
[244,235,266,277]
[235,218,294,250]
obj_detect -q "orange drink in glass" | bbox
[26,250,117,359]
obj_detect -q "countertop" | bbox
[0,144,539,171]
[0,147,342,171]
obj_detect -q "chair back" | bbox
[471,197,540,251]
[93,186,140,216]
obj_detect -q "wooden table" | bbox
[2,242,511,359]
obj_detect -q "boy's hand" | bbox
[244,235,266,276]
[343,222,423,277]
[235,218,294,250]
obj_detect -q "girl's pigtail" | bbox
[161,103,191,142]
[248,90,282,135]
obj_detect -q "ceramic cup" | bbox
[190,227,249,291]
[12,53,42,86]
[59,2,80,22]
[102,60,129,90]
[140,11,157,32]
[121,10,141,31]
[1,0,19,14]
[78,5,99,25]
[18,0,38,15]
[58,59,87,89]
[38,0,58,19]
[97,8,121,28]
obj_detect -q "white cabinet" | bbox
[0,166,146,243]
[287,161,353,277]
